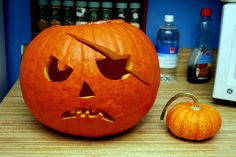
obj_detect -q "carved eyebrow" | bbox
[67,33,150,85]
[68,33,129,60]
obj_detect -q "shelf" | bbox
[31,0,148,38]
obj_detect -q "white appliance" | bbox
[213,3,236,102]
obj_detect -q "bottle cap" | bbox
[201,8,212,17]
[102,2,113,8]
[63,0,74,7]
[116,2,128,9]
[38,0,48,5]
[88,1,100,8]
[76,1,87,7]
[50,0,61,6]
[164,15,174,22]
[129,2,141,9]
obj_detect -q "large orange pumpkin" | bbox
[20,20,160,137]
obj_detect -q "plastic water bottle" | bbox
[156,15,179,81]
[187,8,213,83]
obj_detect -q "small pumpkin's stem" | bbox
[160,93,199,120]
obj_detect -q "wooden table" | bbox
[0,50,236,157]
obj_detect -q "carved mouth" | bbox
[61,108,115,123]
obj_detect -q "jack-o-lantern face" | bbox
[20,20,160,137]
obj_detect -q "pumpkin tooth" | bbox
[101,117,115,123]
[85,109,90,116]
[98,111,115,123]
[61,110,76,119]
[88,115,99,119]
[80,113,86,118]
[98,112,104,117]
[102,112,115,123]
[76,109,82,115]
[62,108,115,123]
[61,116,76,120]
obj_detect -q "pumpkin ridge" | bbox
[178,108,192,139]
[99,23,120,56]
[115,23,137,56]
[33,27,64,73]
[204,106,220,138]
[201,109,212,139]
[167,104,189,136]
[67,33,129,60]
[195,111,200,139]
[166,105,182,127]
[36,27,68,73]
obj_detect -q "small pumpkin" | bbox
[20,20,160,137]
[161,93,222,140]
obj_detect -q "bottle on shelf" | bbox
[49,0,62,26]
[37,0,49,32]
[101,1,113,20]
[115,1,128,22]
[87,1,100,22]
[62,0,75,25]
[75,0,88,25]
[187,8,213,83]
[129,1,141,28]
[156,15,180,82]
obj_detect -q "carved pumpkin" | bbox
[161,93,222,140]
[20,20,160,137]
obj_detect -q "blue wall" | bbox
[4,0,32,88]
[146,0,223,48]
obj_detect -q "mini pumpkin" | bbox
[20,20,160,137]
[161,93,222,140]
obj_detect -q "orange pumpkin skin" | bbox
[166,102,222,140]
[20,20,160,137]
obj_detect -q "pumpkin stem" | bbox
[160,93,199,120]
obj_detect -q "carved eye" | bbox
[96,57,129,80]
[44,56,73,82]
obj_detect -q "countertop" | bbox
[0,49,236,157]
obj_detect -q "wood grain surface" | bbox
[0,49,236,157]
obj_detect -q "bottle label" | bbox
[196,50,213,80]
[102,9,112,20]
[89,8,98,22]
[50,6,61,26]
[198,50,213,64]
[130,9,139,22]
[196,64,212,79]
[76,7,87,19]
[39,5,48,19]
[51,6,61,19]
[117,9,127,21]
[63,7,74,25]
[156,45,179,68]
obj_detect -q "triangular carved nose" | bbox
[79,82,96,98]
